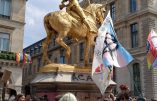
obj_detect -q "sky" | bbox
[23,0,60,48]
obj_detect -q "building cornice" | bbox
[114,8,157,26]
[0,18,25,29]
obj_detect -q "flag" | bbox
[16,53,23,63]
[16,53,32,64]
[23,53,32,64]
[146,30,157,68]
[100,12,134,68]
[92,11,133,94]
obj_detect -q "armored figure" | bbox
[59,0,94,33]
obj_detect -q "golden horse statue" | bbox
[43,4,106,66]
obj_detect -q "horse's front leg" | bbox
[84,38,91,66]
[84,33,97,66]
[43,34,52,64]
[56,32,71,61]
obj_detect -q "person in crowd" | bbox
[119,84,130,94]
[116,93,130,101]
[103,85,115,101]
[116,84,132,101]
[58,92,77,101]
[25,94,32,101]
[16,94,25,101]
[7,88,17,101]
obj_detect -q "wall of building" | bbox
[0,0,26,100]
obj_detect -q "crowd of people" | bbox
[6,84,157,101]
[6,88,48,101]
[6,88,25,101]
[103,84,147,101]
[6,88,76,101]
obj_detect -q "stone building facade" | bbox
[0,0,26,100]
[23,0,157,100]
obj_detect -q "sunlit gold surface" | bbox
[42,3,106,66]
[59,0,94,32]
[39,63,91,73]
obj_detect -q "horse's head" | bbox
[86,4,106,25]
[95,4,106,24]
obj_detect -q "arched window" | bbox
[133,63,141,96]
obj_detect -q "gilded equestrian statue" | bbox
[43,3,106,66]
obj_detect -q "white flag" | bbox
[92,11,112,94]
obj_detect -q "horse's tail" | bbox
[42,13,56,64]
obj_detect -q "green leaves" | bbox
[0,51,16,60]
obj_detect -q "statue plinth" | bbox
[39,63,92,73]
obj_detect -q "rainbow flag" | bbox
[16,53,23,63]
[23,53,32,64]
[146,30,157,69]
[16,53,32,64]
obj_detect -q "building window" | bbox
[0,0,11,19]
[130,23,138,48]
[79,42,84,61]
[60,49,65,64]
[133,63,141,96]
[110,2,116,20]
[0,32,9,51]
[130,0,137,12]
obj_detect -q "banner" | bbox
[92,11,133,94]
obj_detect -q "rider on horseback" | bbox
[59,0,95,33]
